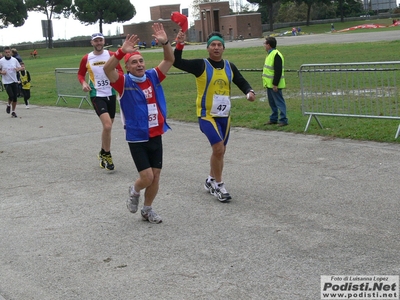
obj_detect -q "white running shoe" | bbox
[204,178,216,194]
[141,208,162,224]
[127,185,140,213]
[212,182,232,202]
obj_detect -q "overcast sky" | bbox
[0,0,398,45]
[0,0,193,45]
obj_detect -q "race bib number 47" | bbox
[210,95,231,117]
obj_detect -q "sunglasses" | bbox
[91,33,104,39]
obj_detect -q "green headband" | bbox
[207,36,225,48]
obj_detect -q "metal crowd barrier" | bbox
[299,61,400,138]
[55,68,91,108]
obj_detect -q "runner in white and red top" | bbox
[77,33,123,171]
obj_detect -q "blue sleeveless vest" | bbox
[120,69,170,142]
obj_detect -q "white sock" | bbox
[207,176,215,182]
[130,186,140,196]
[142,205,152,212]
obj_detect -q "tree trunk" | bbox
[306,3,312,26]
[339,0,344,22]
[268,0,274,31]
[47,19,53,49]
[99,11,104,34]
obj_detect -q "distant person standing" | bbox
[0,46,23,118]
[262,37,288,127]
[11,48,22,63]
[19,62,31,108]
[78,33,123,171]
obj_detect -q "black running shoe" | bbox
[11,112,17,118]
[6,105,10,114]
[102,153,115,171]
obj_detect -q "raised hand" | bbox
[121,34,140,54]
[176,30,185,43]
[152,23,168,45]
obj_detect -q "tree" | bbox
[293,0,332,25]
[72,0,135,34]
[337,0,344,21]
[335,0,363,18]
[25,0,72,48]
[277,1,338,22]
[0,0,28,29]
[247,0,278,31]
[277,2,308,22]
[256,2,269,23]
[312,2,337,20]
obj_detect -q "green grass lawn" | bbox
[277,18,400,34]
[7,21,400,143]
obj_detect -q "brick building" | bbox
[195,2,262,42]
[122,2,262,44]
[123,4,183,47]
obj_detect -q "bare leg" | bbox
[99,113,113,152]
[209,141,226,183]
[134,168,161,206]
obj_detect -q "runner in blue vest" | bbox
[103,23,173,224]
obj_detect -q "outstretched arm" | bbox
[173,30,205,76]
[153,23,174,75]
[103,34,140,83]
[231,62,256,102]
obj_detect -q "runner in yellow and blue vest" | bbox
[262,37,288,127]
[173,31,256,202]
[19,62,31,108]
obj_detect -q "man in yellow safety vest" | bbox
[262,37,288,127]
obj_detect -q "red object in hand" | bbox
[171,12,188,33]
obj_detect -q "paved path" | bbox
[1,29,400,300]
[1,104,399,299]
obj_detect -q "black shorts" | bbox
[91,95,116,118]
[128,136,163,172]
[4,83,19,102]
